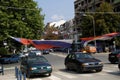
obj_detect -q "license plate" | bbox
[40,70,46,73]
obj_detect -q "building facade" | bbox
[59,19,75,39]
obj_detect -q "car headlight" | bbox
[82,63,89,66]
[30,67,37,70]
[98,62,103,65]
[47,66,52,69]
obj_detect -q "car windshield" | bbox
[112,50,120,54]
[76,53,94,59]
[28,56,48,63]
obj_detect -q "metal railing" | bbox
[15,66,26,80]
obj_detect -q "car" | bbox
[20,55,52,78]
[0,57,11,64]
[43,49,50,54]
[64,52,103,73]
[9,54,20,63]
[30,49,42,55]
[0,54,20,64]
[117,54,120,70]
[108,50,120,63]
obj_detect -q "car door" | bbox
[65,54,76,69]
[70,54,77,69]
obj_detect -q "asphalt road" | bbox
[1,52,120,80]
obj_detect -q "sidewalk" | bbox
[0,69,16,80]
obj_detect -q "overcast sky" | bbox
[34,0,75,24]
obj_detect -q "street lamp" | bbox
[82,14,97,48]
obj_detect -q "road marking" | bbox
[55,71,76,78]
[80,74,93,77]
[4,67,15,70]
[48,75,61,80]
[103,69,115,72]
[50,53,66,58]
[29,78,42,80]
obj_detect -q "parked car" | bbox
[43,49,50,54]
[108,50,120,64]
[0,56,11,64]
[30,49,42,55]
[20,55,52,78]
[9,54,20,63]
[64,52,103,73]
[0,54,20,64]
[117,54,120,70]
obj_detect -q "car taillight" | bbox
[117,54,120,58]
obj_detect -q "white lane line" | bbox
[50,53,66,58]
[55,71,76,78]
[4,67,15,70]
[95,72,109,76]
[48,75,61,80]
[79,74,93,77]
[103,69,114,72]
[29,78,42,80]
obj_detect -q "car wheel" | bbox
[110,61,116,64]
[65,65,70,70]
[96,69,102,72]
[27,73,31,78]
[48,73,51,76]
[26,71,31,78]
[75,65,83,73]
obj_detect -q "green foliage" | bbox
[80,2,120,37]
[0,47,8,55]
[0,0,44,42]
[43,25,60,40]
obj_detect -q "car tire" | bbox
[27,73,31,78]
[65,65,70,70]
[75,65,83,73]
[26,71,32,78]
[48,73,51,76]
[110,61,116,64]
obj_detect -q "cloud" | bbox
[51,14,64,21]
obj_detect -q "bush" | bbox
[0,47,8,55]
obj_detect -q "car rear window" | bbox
[76,53,94,59]
[112,50,120,54]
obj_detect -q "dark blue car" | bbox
[0,54,20,64]
[9,54,20,63]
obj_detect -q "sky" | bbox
[34,0,75,24]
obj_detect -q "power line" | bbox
[75,11,120,14]
[0,6,37,10]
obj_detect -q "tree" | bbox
[43,25,60,40]
[95,2,120,35]
[0,0,44,42]
[80,2,120,37]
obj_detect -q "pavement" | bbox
[0,68,16,80]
